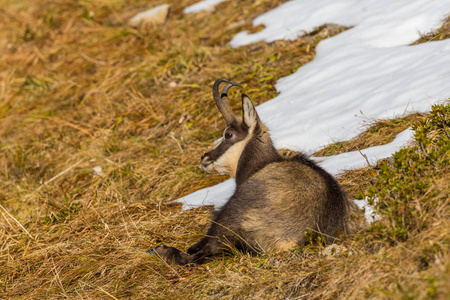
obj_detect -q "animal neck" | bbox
[235,126,281,185]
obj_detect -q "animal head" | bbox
[201,79,268,177]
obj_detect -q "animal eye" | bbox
[225,132,233,139]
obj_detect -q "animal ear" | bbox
[241,93,258,128]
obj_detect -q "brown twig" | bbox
[357,147,372,168]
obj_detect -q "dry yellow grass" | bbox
[314,113,425,157]
[0,0,449,299]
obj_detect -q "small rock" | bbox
[128,4,170,27]
[321,244,345,256]
[169,81,177,88]
[93,166,104,176]
[226,20,246,31]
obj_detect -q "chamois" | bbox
[149,78,364,265]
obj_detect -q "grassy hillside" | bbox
[0,0,449,298]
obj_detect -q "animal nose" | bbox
[200,153,211,166]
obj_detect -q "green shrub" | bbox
[365,103,450,242]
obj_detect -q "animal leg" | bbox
[148,245,194,265]
[187,236,210,254]
[149,237,225,265]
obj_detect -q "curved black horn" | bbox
[221,82,243,98]
[212,78,242,125]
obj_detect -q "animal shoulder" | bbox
[249,158,325,184]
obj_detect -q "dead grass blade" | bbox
[0,204,33,239]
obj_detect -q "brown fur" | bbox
[149,80,366,265]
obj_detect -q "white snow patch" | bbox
[354,197,378,223]
[256,40,450,153]
[184,0,227,14]
[314,128,413,176]
[230,0,450,47]
[175,178,235,210]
